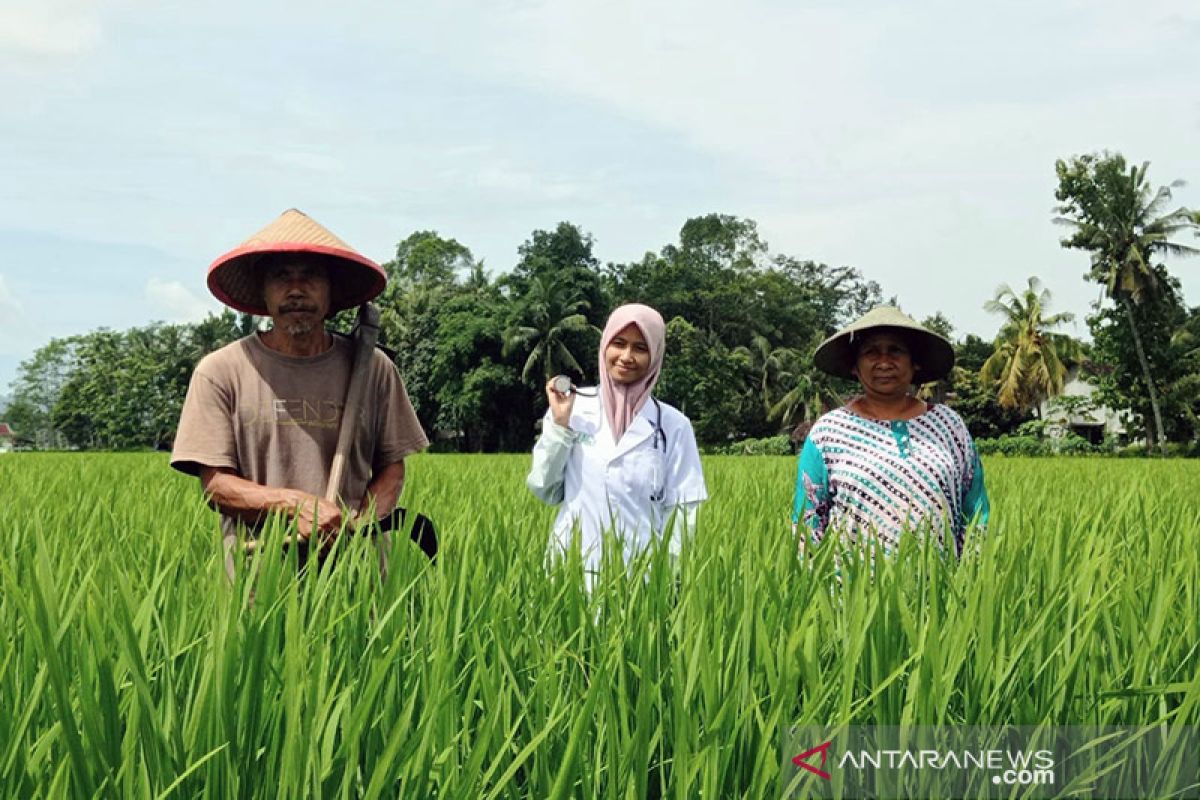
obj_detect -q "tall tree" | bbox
[656,317,749,444]
[1165,305,1200,442]
[189,310,246,360]
[920,312,955,341]
[508,222,608,330]
[1172,310,1200,361]
[503,277,598,383]
[48,324,198,450]
[1087,274,1192,444]
[980,277,1081,416]
[430,281,530,451]
[505,222,608,381]
[384,230,476,291]
[1054,153,1199,447]
[944,334,1029,438]
[914,312,957,402]
[607,216,880,346]
[7,312,254,450]
[768,348,846,431]
[607,214,764,341]
[375,231,480,437]
[6,337,81,448]
[732,334,789,417]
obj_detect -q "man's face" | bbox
[262,257,331,336]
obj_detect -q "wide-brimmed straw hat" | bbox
[206,208,387,316]
[812,305,954,384]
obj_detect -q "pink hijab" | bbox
[599,304,666,441]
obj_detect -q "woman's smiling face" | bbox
[605,323,652,385]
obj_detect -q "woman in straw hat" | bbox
[792,306,989,556]
[526,304,708,577]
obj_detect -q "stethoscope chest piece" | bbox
[551,375,598,397]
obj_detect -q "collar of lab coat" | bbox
[572,392,658,461]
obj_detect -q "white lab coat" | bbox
[526,391,708,569]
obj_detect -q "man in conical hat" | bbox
[170,209,430,578]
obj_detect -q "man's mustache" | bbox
[280,302,318,313]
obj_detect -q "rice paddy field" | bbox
[0,452,1197,798]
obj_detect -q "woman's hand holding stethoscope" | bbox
[546,376,577,428]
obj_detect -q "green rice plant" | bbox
[0,453,1196,797]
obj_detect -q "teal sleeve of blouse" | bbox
[792,437,830,536]
[962,448,990,528]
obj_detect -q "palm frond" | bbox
[552,341,584,377]
[521,341,546,383]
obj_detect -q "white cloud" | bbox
[471,159,595,202]
[144,278,217,323]
[465,0,1199,183]
[443,0,1199,334]
[274,151,344,173]
[0,1,102,57]
[0,0,1197,354]
[469,0,870,172]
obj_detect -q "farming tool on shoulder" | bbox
[325,302,380,506]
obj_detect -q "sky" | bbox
[2,0,1198,395]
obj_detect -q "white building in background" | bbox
[0,423,13,453]
[1039,369,1126,444]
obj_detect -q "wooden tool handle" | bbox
[325,303,381,502]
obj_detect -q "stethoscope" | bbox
[646,398,666,503]
[553,375,668,500]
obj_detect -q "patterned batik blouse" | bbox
[791,404,989,555]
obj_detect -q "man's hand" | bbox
[545,377,575,429]
[201,467,352,544]
[291,492,345,542]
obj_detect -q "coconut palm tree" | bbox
[1172,316,1200,360]
[502,276,598,383]
[1055,154,1199,448]
[733,334,789,416]
[768,348,843,429]
[980,277,1081,416]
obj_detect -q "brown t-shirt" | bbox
[171,333,428,541]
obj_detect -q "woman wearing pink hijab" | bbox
[526,304,708,574]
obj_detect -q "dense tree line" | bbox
[363,214,888,450]
[0,213,883,451]
[0,212,1035,452]
[4,152,1198,452]
[3,313,257,450]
